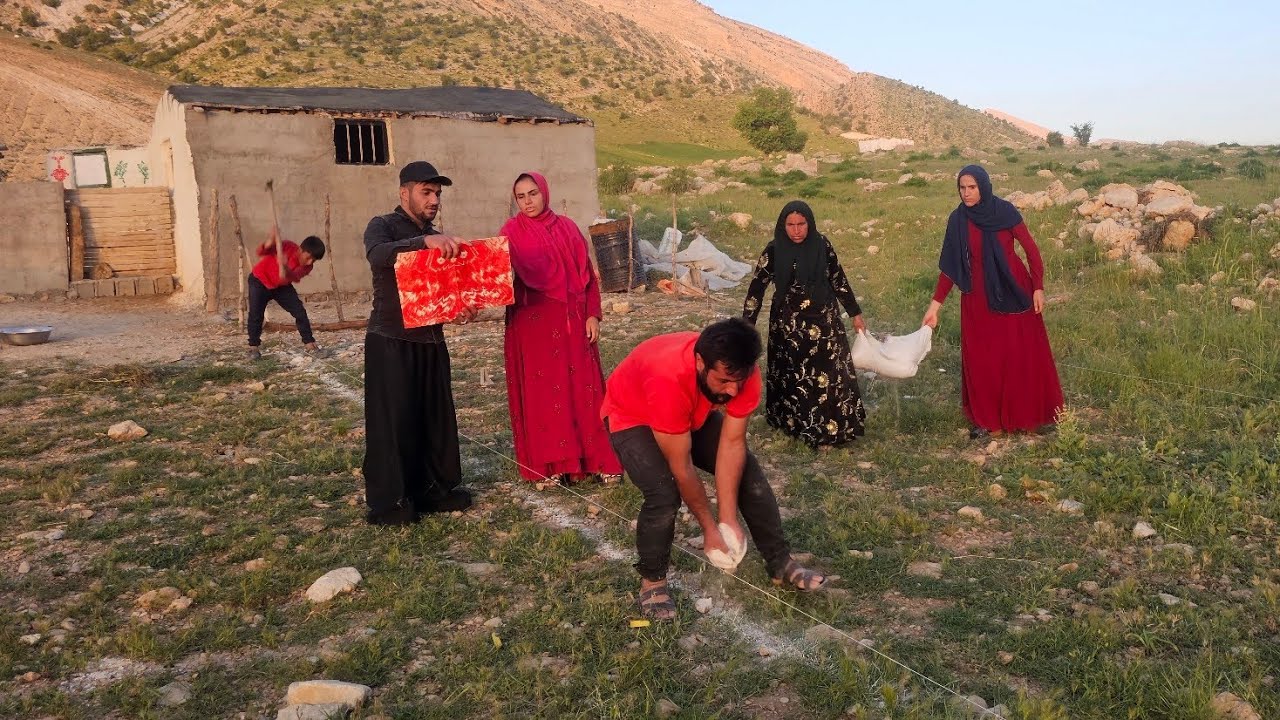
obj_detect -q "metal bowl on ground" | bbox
[0,326,54,346]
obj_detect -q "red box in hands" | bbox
[393,236,515,328]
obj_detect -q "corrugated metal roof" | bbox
[166,85,589,123]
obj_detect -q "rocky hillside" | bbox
[1,0,1034,150]
[0,35,165,181]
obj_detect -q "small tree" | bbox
[1070,122,1094,147]
[1046,131,1064,147]
[731,88,807,154]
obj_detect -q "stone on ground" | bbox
[285,680,372,708]
[277,704,351,720]
[305,568,363,603]
[107,420,148,441]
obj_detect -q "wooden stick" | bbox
[205,189,220,313]
[69,203,85,282]
[671,195,679,298]
[228,195,248,330]
[266,179,286,279]
[324,194,345,322]
[627,212,635,294]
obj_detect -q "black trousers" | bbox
[362,332,462,518]
[247,274,315,346]
[607,411,790,581]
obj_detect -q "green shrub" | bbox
[945,145,961,158]
[1046,131,1064,147]
[1239,158,1269,180]
[1070,121,1094,147]
[904,175,928,187]
[765,188,785,198]
[1024,161,1065,176]
[42,0,61,8]
[659,168,695,195]
[598,164,636,195]
[20,7,40,26]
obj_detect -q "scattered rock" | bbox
[1101,184,1139,210]
[1146,194,1194,216]
[694,597,713,614]
[1159,543,1195,557]
[483,617,503,628]
[863,182,889,193]
[1075,159,1101,172]
[950,693,989,716]
[19,671,40,683]
[305,568,363,603]
[460,562,500,577]
[285,680,372,708]
[20,633,42,646]
[1210,691,1262,720]
[158,681,193,707]
[245,381,267,392]
[17,529,65,543]
[135,587,187,613]
[278,704,351,720]
[957,506,984,522]
[656,698,682,718]
[1230,297,1257,312]
[18,560,31,574]
[1054,498,1084,515]
[987,483,1007,500]
[1133,522,1159,540]
[1129,253,1163,277]
[866,245,880,255]
[728,212,753,229]
[1036,169,1055,179]
[996,651,1014,664]
[847,550,873,559]
[1157,592,1183,606]
[611,301,632,314]
[907,561,943,579]
[1162,219,1196,251]
[107,420,148,442]
[244,558,269,572]
[1078,580,1101,596]
[1209,271,1227,284]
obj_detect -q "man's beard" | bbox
[697,367,733,405]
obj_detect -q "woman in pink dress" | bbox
[500,172,622,483]
[922,164,1064,438]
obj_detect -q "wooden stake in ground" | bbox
[627,211,635,294]
[228,195,249,331]
[266,179,286,279]
[324,194,344,322]
[671,195,679,297]
[205,189,220,313]
[68,203,85,282]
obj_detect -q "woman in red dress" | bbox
[500,172,622,482]
[921,165,1063,438]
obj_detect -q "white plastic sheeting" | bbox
[851,327,933,379]
[638,228,754,292]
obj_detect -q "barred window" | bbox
[333,119,388,165]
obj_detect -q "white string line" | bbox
[451,425,1005,720]
[302,356,1005,718]
[1056,362,1277,404]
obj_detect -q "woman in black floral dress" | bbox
[742,200,867,448]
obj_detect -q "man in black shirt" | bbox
[361,161,477,525]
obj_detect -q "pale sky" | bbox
[701,0,1280,145]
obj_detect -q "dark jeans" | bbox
[247,274,315,347]
[362,332,462,519]
[607,411,790,581]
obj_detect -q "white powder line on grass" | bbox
[303,354,1006,720]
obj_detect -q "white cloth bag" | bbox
[851,326,933,379]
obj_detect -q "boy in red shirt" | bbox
[601,317,829,621]
[246,227,326,360]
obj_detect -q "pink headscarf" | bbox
[499,172,592,304]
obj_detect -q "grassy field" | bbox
[2,144,1279,719]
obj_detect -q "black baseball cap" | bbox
[398,161,453,186]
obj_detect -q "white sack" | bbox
[851,326,933,379]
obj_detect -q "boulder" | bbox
[1161,220,1196,251]
[1074,159,1101,172]
[1145,194,1193,216]
[728,212,753,229]
[1101,184,1139,210]
[1045,179,1068,202]
[862,182,889,193]
[1231,297,1257,312]
[277,705,351,720]
[1036,168,1056,178]
[1060,188,1089,206]
[1092,219,1140,251]
[1129,253,1163,276]
[1210,691,1262,720]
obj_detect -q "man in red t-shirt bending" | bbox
[246,226,326,360]
[601,317,828,621]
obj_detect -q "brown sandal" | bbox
[772,557,829,592]
[637,582,677,621]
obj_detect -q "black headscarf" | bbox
[938,165,1031,314]
[771,200,830,305]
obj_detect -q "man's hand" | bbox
[425,235,463,260]
[586,316,600,344]
[452,306,479,325]
[703,524,730,556]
